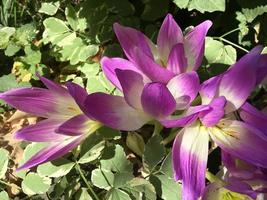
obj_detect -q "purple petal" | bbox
[15,119,65,142]
[256,54,267,84]
[157,14,183,64]
[37,74,68,94]
[200,75,222,105]
[210,119,267,168]
[184,20,212,71]
[131,48,175,84]
[200,96,226,127]
[66,82,88,113]
[141,82,176,118]
[115,69,144,109]
[56,114,99,136]
[172,123,209,200]
[84,93,151,131]
[160,105,210,128]
[240,102,267,134]
[218,47,262,113]
[113,23,153,61]
[167,43,187,74]
[101,57,148,90]
[17,136,83,171]
[0,88,67,118]
[167,72,200,109]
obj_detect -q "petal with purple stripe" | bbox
[209,119,267,168]
[113,23,153,61]
[115,69,144,109]
[15,119,65,142]
[101,57,148,90]
[160,105,210,128]
[157,14,183,64]
[56,114,101,136]
[84,93,151,131]
[37,74,68,95]
[167,72,200,109]
[141,82,176,119]
[167,43,187,74]
[17,136,83,171]
[131,48,175,84]
[172,123,209,200]
[184,20,212,71]
[240,102,267,134]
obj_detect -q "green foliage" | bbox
[173,0,225,13]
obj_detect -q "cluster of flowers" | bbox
[1,14,267,200]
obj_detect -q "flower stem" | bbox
[205,171,224,185]
[152,121,163,136]
[75,163,100,200]
[220,28,242,38]
[213,37,249,53]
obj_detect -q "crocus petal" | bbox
[66,82,88,113]
[200,96,226,127]
[184,20,212,71]
[84,93,151,131]
[115,69,144,109]
[172,123,209,200]
[167,43,188,74]
[141,82,176,118]
[200,75,222,105]
[37,74,67,94]
[131,48,175,84]
[240,102,267,134]
[256,54,267,84]
[56,114,100,136]
[157,14,183,64]
[209,119,267,168]
[167,72,200,109]
[0,88,69,118]
[113,23,153,61]
[101,57,148,90]
[160,105,210,128]
[17,136,83,171]
[15,119,65,142]
[218,46,262,113]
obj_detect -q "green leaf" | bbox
[43,17,71,45]
[4,43,20,56]
[173,0,225,13]
[0,148,9,179]
[107,188,131,200]
[0,27,15,49]
[75,188,93,200]
[205,37,237,65]
[143,135,165,172]
[126,132,145,156]
[22,172,51,196]
[105,0,135,16]
[150,174,182,200]
[123,178,157,200]
[97,126,121,139]
[86,72,115,93]
[0,191,9,200]
[101,144,132,173]
[14,23,37,46]
[65,5,78,31]
[172,0,190,9]
[37,158,75,178]
[188,0,225,13]
[0,74,31,92]
[160,152,173,178]
[39,1,60,15]
[23,45,41,65]
[78,133,105,164]
[91,169,114,189]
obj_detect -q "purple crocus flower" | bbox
[160,46,267,200]
[0,76,101,170]
[101,14,212,88]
